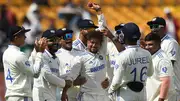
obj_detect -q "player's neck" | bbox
[79,34,87,46]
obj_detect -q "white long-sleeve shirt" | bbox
[69,51,109,95]
[108,45,153,93]
[33,50,65,101]
[3,45,43,98]
[56,48,83,98]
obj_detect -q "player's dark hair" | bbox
[86,30,104,43]
[145,32,161,43]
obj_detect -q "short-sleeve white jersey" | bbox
[109,45,153,92]
[161,34,180,91]
[146,49,175,101]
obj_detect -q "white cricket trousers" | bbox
[33,87,55,101]
[114,87,146,101]
[6,96,32,101]
[77,92,110,101]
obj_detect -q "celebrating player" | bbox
[32,29,72,101]
[147,17,180,100]
[56,28,86,101]
[108,23,153,101]
[3,25,47,101]
[145,32,176,101]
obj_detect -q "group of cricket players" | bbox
[2,1,180,101]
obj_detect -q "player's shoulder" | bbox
[162,35,178,45]
[72,39,81,46]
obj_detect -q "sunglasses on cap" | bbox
[149,24,164,29]
[63,33,73,40]
[116,29,122,34]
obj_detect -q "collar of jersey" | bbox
[77,39,86,49]
[86,50,100,56]
[152,49,163,58]
[161,34,169,42]
[8,45,20,50]
[125,45,139,49]
[44,49,53,58]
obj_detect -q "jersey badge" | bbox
[162,67,167,73]
[25,61,30,67]
[99,55,103,60]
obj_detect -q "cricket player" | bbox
[32,29,71,101]
[2,25,47,101]
[147,17,180,100]
[73,1,108,54]
[108,23,154,101]
[145,32,176,101]
[56,28,86,101]
[64,30,110,101]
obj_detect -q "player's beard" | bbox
[48,43,59,54]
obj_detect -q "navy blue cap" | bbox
[56,28,73,37]
[147,17,166,26]
[114,23,125,31]
[77,19,98,29]
[42,29,57,39]
[8,25,30,40]
[121,22,141,40]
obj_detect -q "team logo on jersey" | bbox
[25,61,30,67]
[162,67,167,73]
[99,55,103,60]
[170,49,176,56]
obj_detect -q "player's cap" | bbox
[114,23,125,31]
[121,22,141,41]
[56,28,73,37]
[147,17,166,27]
[8,25,31,40]
[42,29,57,39]
[77,19,98,29]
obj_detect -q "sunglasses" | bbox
[116,29,122,34]
[149,24,164,29]
[63,33,73,40]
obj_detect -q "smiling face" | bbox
[87,37,101,53]
[60,33,73,51]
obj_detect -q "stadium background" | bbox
[0,0,180,101]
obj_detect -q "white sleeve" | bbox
[109,57,125,93]
[147,56,154,77]
[68,56,82,81]
[41,66,65,88]
[97,14,107,31]
[166,42,179,61]
[158,59,172,77]
[16,52,43,77]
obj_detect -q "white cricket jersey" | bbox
[70,51,108,95]
[161,34,180,91]
[109,45,153,93]
[2,45,43,98]
[146,49,175,101]
[33,50,65,101]
[56,48,82,98]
